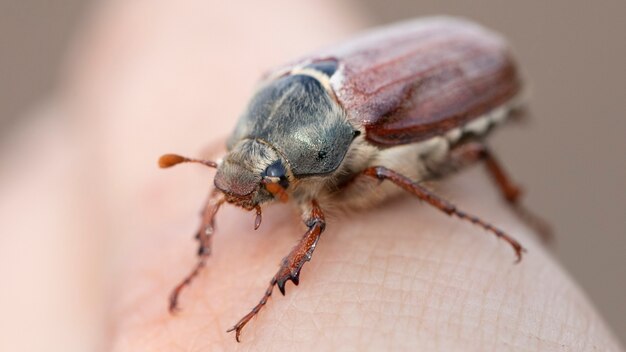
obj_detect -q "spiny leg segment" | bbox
[169,190,225,313]
[363,166,525,262]
[227,200,326,342]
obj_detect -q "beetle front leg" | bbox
[445,142,552,243]
[169,190,224,313]
[227,200,326,342]
[364,166,525,262]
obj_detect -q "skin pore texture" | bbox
[0,1,621,351]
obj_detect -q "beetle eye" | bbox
[264,160,285,178]
[263,160,289,189]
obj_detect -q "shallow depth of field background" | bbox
[1,0,624,345]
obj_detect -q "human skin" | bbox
[0,1,622,351]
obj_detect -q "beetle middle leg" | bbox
[364,166,525,262]
[443,142,553,243]
[169,189,224,313]
[227,200,326,342]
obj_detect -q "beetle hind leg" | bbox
[444,142,553,243]
[227,200,325,342]
[364,166,525,262]
[168,190,224,313]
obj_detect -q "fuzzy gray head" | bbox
[214,139,280,208]
[227,74,355,177]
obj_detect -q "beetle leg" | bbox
[364,166,525,262]
[227,200,325,342]
[444,142,552,243]
[168,190,224,313]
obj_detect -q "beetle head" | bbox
[214,139,290,209]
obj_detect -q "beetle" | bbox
[159,16,550,342]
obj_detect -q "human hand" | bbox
[1,1,621,351]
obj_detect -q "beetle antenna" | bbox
[158,153,217,169]
[261,178,289,202]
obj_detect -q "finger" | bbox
[111,169,621,350]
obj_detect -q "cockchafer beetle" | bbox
[158,16,551,342]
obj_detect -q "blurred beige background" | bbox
[1,0,624,346]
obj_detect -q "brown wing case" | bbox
[277,17,522,147]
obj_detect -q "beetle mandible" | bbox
[159,16,550,342]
